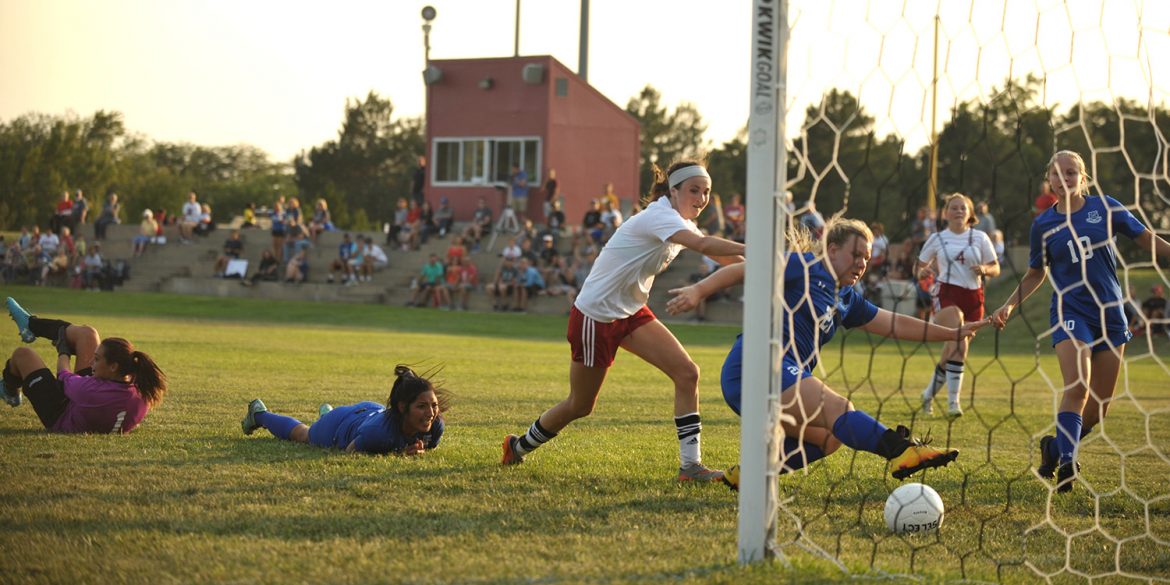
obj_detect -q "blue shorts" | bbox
[307,401,382,448]
[1050,307,1131,353]
[720,334,809,415]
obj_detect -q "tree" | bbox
[626,86,709,195]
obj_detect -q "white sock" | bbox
[944,360,965,408]
[675,413,702,466]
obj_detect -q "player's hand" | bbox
[403,439,426,456]
[666,285,701,315]
[917,265,935,280]
[989,305,1014,329]
[957,318,990,340]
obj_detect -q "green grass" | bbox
[1,285,1168,584]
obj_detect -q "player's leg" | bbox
[922,305,963,416]
[3,347,49,407]
[1051,338,1092,492]
[3,348,71,427]
[1080,344,1124,442]
[241,398,309,442]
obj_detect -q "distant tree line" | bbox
[4,77,1166,245]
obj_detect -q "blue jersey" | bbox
[783,252,880,372]
[307,401,444,454]
[1029,195,1145,330]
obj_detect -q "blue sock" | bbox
[779,437,826,472]
[255,411,303,441]
[831,411,889,455]
[1054,411,1083,465]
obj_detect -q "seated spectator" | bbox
[68,190,88,232]
[359,236,388,281]
[213,230,245,277]
[40,246,71,286]
[37,228,60,259]
[514,257,545,313]
[434,197,455,237]
[179,191,201,243]
[327,233,359,284]
[242,202,257,228]
[581,199,604,244]
[543,256,579,312]
[446,235,468,266]
[991,229,1006,265]
[309,198,334,244]
[869,222,889,277]
[537,234,560,279]
[387,197,408,246]
[723,193,746,241]
[133,210,158,257]
[799,200,825,240]
[1143,284,1168,337]
[193,203,215,236]
[418,200,437,245]
[50,191,73,235]
[442,256,465,310]
[485,256,519,311]
[599,199,623,243]
[399,200,423,251]
[58,227,77,264]
[407,253,446,307]
[285,197,304,231]
[543,198,566,244]
[518,218,539,249]
[270,201,287,260]
[518,238,538,265]
[242,249,280,286]
[685,255,722,322]
[285,249,309,284]
[461,197,493,252]
[499,237,522,262]
[82,243,105,290]
[282,230,311,267]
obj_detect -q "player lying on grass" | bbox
[665,220,987,490]
[241,365,448,455]
[990,150,1170,493]
[3,297,167,434]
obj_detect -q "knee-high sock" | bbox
[831,411,889,456]
[778,437,826,472]
[944,360,964,407]
[1054,411,1083,465]
[514,417,557,456]
[675,413,703,466]
[923,364,946,399]
[255,411,302,441]
[3,360,22,391]
[28,317,72,341]
[1045,423,1096,463]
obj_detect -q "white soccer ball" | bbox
[884,482,945,534]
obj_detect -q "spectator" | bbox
[1143,284,1168,337]
[446,235,468,266]
[442,255,465,310]
[327,233,359,284]
[486,256,519,311]
[991,229,1006,265]
[286,197,303,228]
[212,230,244,277]
[241,202,257,229]
[58,226,77,262]
[82,243,105,290]
[399,199,423,251]
[193,203,215,237]
[599,182,619,212]
[242,249,280,286]
[283,230,311,270]
[388,197,409,246]
[69,189,88,230]
[799,200,825,240]
[284,248,309,284]
[909,205,935,249]
[537,234,560,277]
[456,256,479,311]
[723,193,746,241]
[412,155,427,206]
[309,199,334,244]
[179,191,201,243]
[870,222,889,276]
[418,200,437,244]
[1033,180,1058,216]
[510,164,529,220]
[514,257,545,312]
[544,198,566,243]
[50,191,73,235]
[359,236,388,281]
[543,256,579,312]
[683,255,722,322]
[581,199,604,244]
[269,201,287,261]
[37,227,60,259]
[407,253,446,307]
[94,193,121,241]
[462,197,493,252]
[133,210,158,257]
[600,199,624,243]
[974,200,997,234]
[499,237,522,262]
[543,168,559,221]
[39,246,71,286]
[434,196,455,237]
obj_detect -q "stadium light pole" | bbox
[740,0,789,565]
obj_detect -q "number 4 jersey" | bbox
[1029,195,1146,334]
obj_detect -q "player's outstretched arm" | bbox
[1135,229,1170,265]
[668,230,745,262]
[666,262,745,315]
[990,266,1046,329]
[860,308,988,343]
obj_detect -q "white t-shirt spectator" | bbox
[366,243,388,267]
[575,196,700,322]
[182,200,202,223]
[37,233,60,255]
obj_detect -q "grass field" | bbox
[1,284,1168,584]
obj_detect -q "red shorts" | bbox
[933,282,984,321]
[567,305,656,368]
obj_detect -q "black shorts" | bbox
[22,367,68,429]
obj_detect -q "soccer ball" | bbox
[884,482,944,534]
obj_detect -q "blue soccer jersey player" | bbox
[666,219,987,489]
[241,365,448,456]
[992,150,1170,493]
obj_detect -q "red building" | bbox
[424,55,640,225]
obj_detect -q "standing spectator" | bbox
[510,164,529,220]
[723,193,746,241]
[179,191,201,243]
[600,200,624,243]
[269,201,287,261]
[543,168,559,221]
[94,193,121,241]
[1033,180,1059,216]
[1143,284,1168,337]
[462,197,493,252]
[68,190,88,231]
[309,199,334,244]
[50,191,73,235]
[909,205,935,249]
[285,197,303,229]
[544,198,566,243]
[514,257,545,312]
[212,230,245,277]
[434,196,455,237]
[327,233,359,284]
[974,200,997,235]
[407,253,446,308]
[869,222,890,276]
[388,197,409,246]
[599,182,620,212]
[132,210,158,257]
[486,256,519,311]
[412,155,427,206]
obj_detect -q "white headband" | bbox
[668,165,711,188]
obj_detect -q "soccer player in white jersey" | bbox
[916,193,1000,418]
[991,150,1170,493]
[501,161,745,482]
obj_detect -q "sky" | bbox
[1,0,1166,163]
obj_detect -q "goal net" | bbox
[740,0,1170,580]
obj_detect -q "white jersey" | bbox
[575,196,699,322]
[918,228,996,290]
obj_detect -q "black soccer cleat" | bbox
[1037,435,1057,479]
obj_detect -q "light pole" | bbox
[421,5,435,64]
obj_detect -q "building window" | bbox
[556,78,568,97]
[433,137,540,186]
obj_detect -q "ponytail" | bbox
[640,160,706,208]
[99,338,167,407]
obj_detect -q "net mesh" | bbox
[757,1,1170,580]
